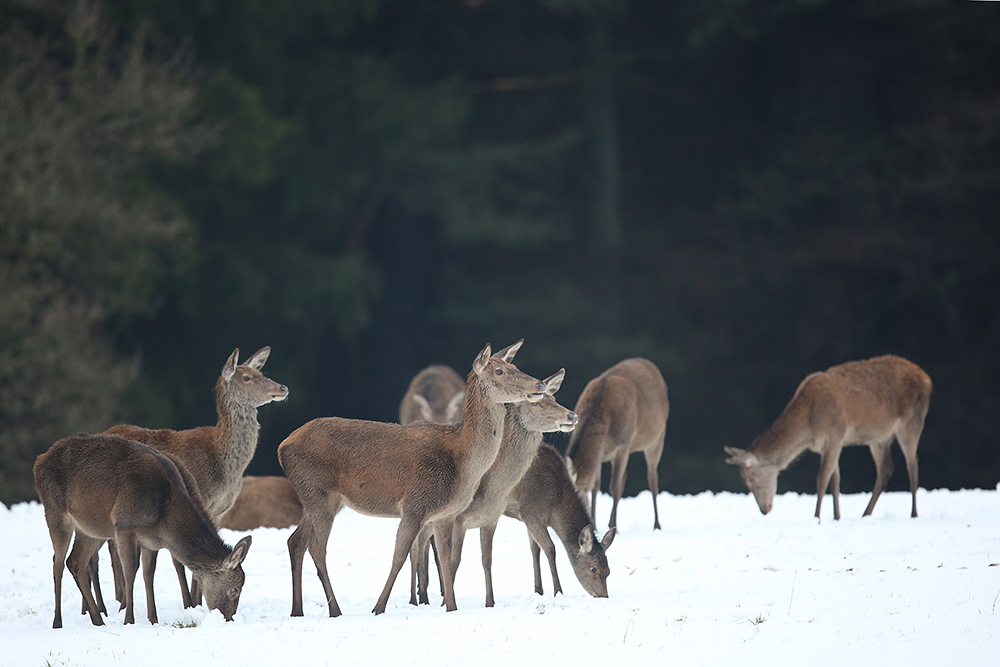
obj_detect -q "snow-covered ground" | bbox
[2,487,998,666]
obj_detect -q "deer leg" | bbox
[448,521,468,591]
[82,550,108,616]
[49,525,72,629]
[286,518,313,617]
[115,534,140,625]
[589,487,598,529]
[170,557,194,608]
[305,508,341,618]
[644,430,666,530]
[525,520,561,596]
[608,450,630,529]
[188,568,202,607]
[142,548,159,625]
[433,517,459,612]
[108,540,125,608]
[814,443,843,521]
[863,439,895,517]
[374,513,428,615]
[67,533,105,627]
[409,524,432,606]
[528,532,544,596]
[479,522,498,608]
[831,463,841,521]
[897,416,924,518]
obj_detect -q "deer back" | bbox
[219,475,303,530]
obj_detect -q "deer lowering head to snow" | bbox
[399,365,465,425]
[99,346,286,609]
[724,355,932,520]
[565,358,669,530]
[505,443,615,598]
[278,341,547,617]
[219,476,302,531]
[33,434,252,628]
[410,369,578,608]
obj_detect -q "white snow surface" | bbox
[2,487,998,666]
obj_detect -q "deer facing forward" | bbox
[724,355,932,520]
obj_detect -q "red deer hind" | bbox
[410,368,579,608]
[96,347,287,610]
[278,341,546,616]
[505,443,616,598]
[566,358,669,530]
[724,355,931,520]
[219,475,303,531]
[399,365,465,425]
[33,434,252,628]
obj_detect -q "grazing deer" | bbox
[34,434,252,628]
[504,443,616,598]
[410,369,578,608]
[278,341,546,617]
[96,347,287,609]
[724,355,932,520]
[399,365,465,425]
[565,358,669,530]
[219,476,303,531]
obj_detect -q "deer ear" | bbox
[245,346,270,371]
[578,525,594,554]
[492,339,523,362]
[222,349,240,382]
[565,457,577,485]
[412,394,431,421]
[445,391,465,422]
[224,535,252,570]
[473,344,492,376]
[600,527,617,551]
[543,369,565,395]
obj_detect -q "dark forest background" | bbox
[2,0,998,507]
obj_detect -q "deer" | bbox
[409,368,578,608]
[219,475,303,531]
[33,434,252,628]
[92,346,287,612]
[399,364,466,426]
[565,358,669,531]
[277,341,546,617]
[724,354,932,520]
[504,443,616,598]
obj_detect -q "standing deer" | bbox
[410,369,578,608]
[278,341,546,617]
[219,476,303,531]
[399,365,465,425]
[724,355,932,520]
[504,443,616,598]
[34,434,252,628]
[95,347,287,610]
[565,358,669,530]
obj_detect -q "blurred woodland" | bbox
[1,0,998,506]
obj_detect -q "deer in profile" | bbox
[409,368,578,608]
[219,476,303,531]
[504,443,616,598]
[278,341,546,617]
[34,434,252,628]
[93,347,287,610]
[724,355,932,520]
[566,358,669,530]
[399,364,465,425]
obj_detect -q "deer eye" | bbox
[590,567,597,574]
[229,587,239,597]
[242,375,251,382]
[495,368,503,375]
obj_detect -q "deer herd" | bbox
[32,341,932,629]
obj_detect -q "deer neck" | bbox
[215,383,262,483]
[471,405,542,511]
[160,478,233,573]
[751,402,811,469]
[452,374,508,498]
[550,486,592,551]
